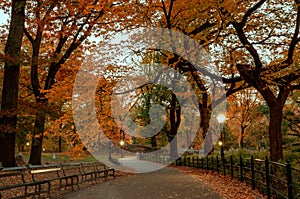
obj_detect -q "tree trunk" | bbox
[29,104,46,165]
[151,136,157,148]
[239,126,245,149]
[58,136,62,152]
[0,0,26,167]
[268,106,284,162]
[168,93,180,159]
[201,92,213,155]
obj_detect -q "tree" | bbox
[282,91,300,138]
[218,0,300,161]
[131,0,229,155]
[227,89,263,149]
[22,0,131,164]
[0,0,26,167]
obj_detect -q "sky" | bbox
[0,9,9,25]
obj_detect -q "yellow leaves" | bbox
[63,143,86,160]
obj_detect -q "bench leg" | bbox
[76,176,80,190]
[71,177,74,191]
[105,171,109,181]
[38,184,42,198]
[47,182,51,198]
[24,185,28,195]
[92,173,96,184]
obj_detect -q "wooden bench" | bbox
[56,163,81,190]
[0,166,50,199]
[94,162,115,180]
[0,162,115,198]
[29,164,80,191]
[79,162,100,184]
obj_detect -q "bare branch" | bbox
[286,2,300,65]
[240,0,267,27]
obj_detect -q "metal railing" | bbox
[141,154,300,199]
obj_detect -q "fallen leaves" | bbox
[174,166,266,199]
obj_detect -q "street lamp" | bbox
[26,142,30,152]
[120,140,125,158]
[217,114,226,160]
[108,140,112,160]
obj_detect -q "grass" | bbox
[20,152,100,164]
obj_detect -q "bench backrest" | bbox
[0,166,32,198]
[0,167,26,186]
[93,162,107,172]
[29,164,62,182]
[60,163,82,177]
[80,162,96,174]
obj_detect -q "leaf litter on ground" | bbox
[173,166,266,199]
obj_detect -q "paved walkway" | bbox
[118,156,166,173]
[61,167,221,199]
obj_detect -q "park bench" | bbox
[94,162,115,180]
[0,166,50,199]
[57,163,82,190]
[81,162,98,184]
[0,161,115,198]
[29,164,80,191]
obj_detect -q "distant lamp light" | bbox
[26,142,30,146]
[43,148,45,152]
[218,141,223,146]
[120,140,125,158]
[217,114,226,123]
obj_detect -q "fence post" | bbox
[206,156,209,170]
[216,156,219,173]
[201,157,204,169]
[286,160,293,199]
[188,156,190,167]
[265,156,271,199]
[192,156,195,168]
[197,157,199,168]
[180,157,182,166]
[184,156,186,166]
[176,157,180,166]
[223,156,226,176]
[240,155,243,182]
[250,156,255,190]
[230,155,234,178]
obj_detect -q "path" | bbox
[118,156,166,173]
[61,165,222,199]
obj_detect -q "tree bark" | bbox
[239,126,245,149]
[201,92,213,155]
[168,93,180,159]
[29,102,46,165]
[151,136,157,148]
[58,136,62,153]
[268,106,284,162]
[0,0,26,167]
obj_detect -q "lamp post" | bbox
[119,128,125,158]
[218,140,224,160]
[26,142,30,152]
[120,140,125,158]
[217,114,226,160]
[108,140,112,160]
